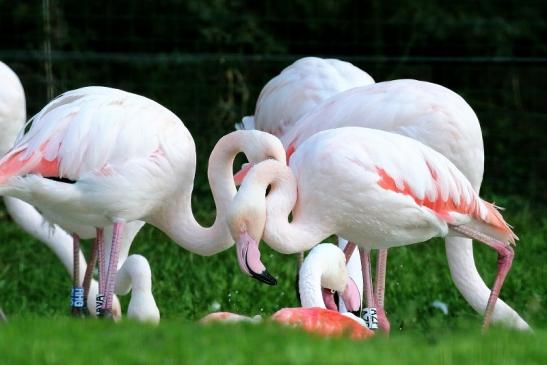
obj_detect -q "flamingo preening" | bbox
[0,62,162,320]
[0,86,286,317]
[239,58,529,331]
[202,243,373,340]
[228,127,523,331]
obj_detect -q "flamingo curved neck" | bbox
[299,265,326,308]
[154,134,244,256]
[240,160,329,254]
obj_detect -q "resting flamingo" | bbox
[202,243,372,339]
[241,76,529,331]
[0,86,286,317]
[228,127,523,331]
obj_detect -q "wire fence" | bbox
[0,1,545,202]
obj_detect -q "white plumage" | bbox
[0,86,287,315]
[229,127,522,330]
[237,57,374,136]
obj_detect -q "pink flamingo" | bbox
[237,57,374,136]
[202,243,372,339]
[0,63,160,320]
[0,86,286,317]
[241,72,529,331]
[228,127,522,331]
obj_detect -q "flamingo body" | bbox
[238,57,374,136]
[0,86,286,314]
[229,127,520,329]
[271,307,373,340]
[281,79,484,187]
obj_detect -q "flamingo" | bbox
[237,56,374,136]
[228,127,522,331]
[114,254,160,323]
[241,76,529,331]
[0,86,286,317]
[0,62,161,319]
[236,56,374,314]
[201,243,373,339]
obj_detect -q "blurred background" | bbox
[0,0,545,326]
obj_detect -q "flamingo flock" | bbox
[0,58,530,338]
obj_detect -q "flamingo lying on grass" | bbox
[240,72,529,331]
[229,127,520,331]
[202,244,372,340]
[0,63,160,320]
[0,86,286,317]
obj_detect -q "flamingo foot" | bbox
[376,304,391,334]
[97,308,114,320]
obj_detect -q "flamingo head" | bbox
[232,231,277,286]
[233,130,286,186]
[228,166,277,285]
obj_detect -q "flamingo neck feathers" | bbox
[298,244,347,308]
[156,134,243,256]
[298,263,326,309]
[237,160,329,254]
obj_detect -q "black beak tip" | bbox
[250,269,277,286]
[351,310,362,318]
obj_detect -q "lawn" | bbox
[0,195,545,364]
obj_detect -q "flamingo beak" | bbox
[233,163,253,186]
[236,231,277,286]
[322,288,339,311]
[340,277,361,313]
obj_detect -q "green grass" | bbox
[0,318,545,365]
[0,195,545,364]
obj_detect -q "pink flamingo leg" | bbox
[359,248,375,309]
[482,244,514,330]
[82,228,101,313]
[374,249,390,333]
[96,227,107,315]
[96,228,105,295]
[102,221,124,317]
[450,224,515,330]
[342,241,357,262]
[71,234,84,316]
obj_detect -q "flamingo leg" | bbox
[374,249,391,333]
[71,234,84,316]
[82,229,101,314]
[450,224,515,330]
[359,248,374,308]
[294,252,304,305]
[342,241,357,262]
[96,228,106,315]
[100,221,124,318]
[482,244,514,330]
[358,247,378,330]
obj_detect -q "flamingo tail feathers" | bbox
[235,116,255,131]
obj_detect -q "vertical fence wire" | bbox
[42,0,54,100]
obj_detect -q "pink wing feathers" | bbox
[237,57,374,136]
[0,87,177,184]
[292,127,515,246]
